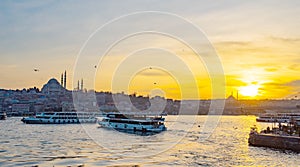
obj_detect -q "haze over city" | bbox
[1,1,299,100]
[1,2,300,166]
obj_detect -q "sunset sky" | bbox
[0,1,299,100]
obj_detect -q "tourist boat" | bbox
[98,112,167,133]
[248,127,300,152]
[0,112,7,120]
[21,112,97,124]
[256,113,300,123]
[249,116,300,152]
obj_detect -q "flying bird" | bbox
[33,69,39,72]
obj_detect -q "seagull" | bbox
[149,67,152,69]
[154,82,157,85]
[94,65,97,68]
[33,69,39,72]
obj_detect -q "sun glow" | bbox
[239,85,259,97]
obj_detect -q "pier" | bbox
[248,132,300,152]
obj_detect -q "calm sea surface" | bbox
[0,116,299,167]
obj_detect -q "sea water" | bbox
[0,116,299,166]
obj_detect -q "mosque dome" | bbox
[41,78,64,95]
[47,78,60,85]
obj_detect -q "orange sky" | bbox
[0,1,299,100]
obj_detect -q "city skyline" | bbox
[0,1,299,100]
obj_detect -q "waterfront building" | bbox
[11,103,31,116]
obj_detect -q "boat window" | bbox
[44,113,55,115]
[36,116,51,119]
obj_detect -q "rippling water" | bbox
[0,116,299,166]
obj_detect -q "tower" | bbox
[64,70,66,89]
[77,80,80,90]
[61,73,63,86]
[81,78,83,91]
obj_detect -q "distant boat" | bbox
[0,112,7,120]
[21,112,97,124]
[98,112,167,133]
[256,113,300,123]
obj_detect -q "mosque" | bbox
[41,71,68,95]
[41,71,84,95]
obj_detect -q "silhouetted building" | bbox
[41,78,65,95]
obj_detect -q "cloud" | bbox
[139,71,167,77]
[288,64,300,71]
[264,68,278,72]
[284,80,300,87]
[262,82,284,87]
[225,75,247,87]
[214,41,251,47]
[214,40,274,54]
[262,80,300,91]
[268,36,300,43]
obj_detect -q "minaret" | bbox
[64,70,66,89]
[237,91,239,100]
[81,78,83,91]
[61,73,63,86]
[77,80,80,90]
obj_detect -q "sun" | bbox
[239,85,259,97]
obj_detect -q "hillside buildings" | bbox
[1,72,300,116]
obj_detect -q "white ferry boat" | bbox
[21,112,97,124]
[98,112,167,133]
[256,113,300,123]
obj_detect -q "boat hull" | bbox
[98,121,167,133]
[21,118,96,124]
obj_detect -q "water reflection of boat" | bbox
[21,112,97,124]
[114,129,160,136]
[98,112,167,133]
[0,112,7,120]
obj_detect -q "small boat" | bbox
[248,129,300,152]
[249,116,300,152]
[98,112,167,133]
[21,112,97,124]
[256,113,300,123]
[0,112,7,120]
